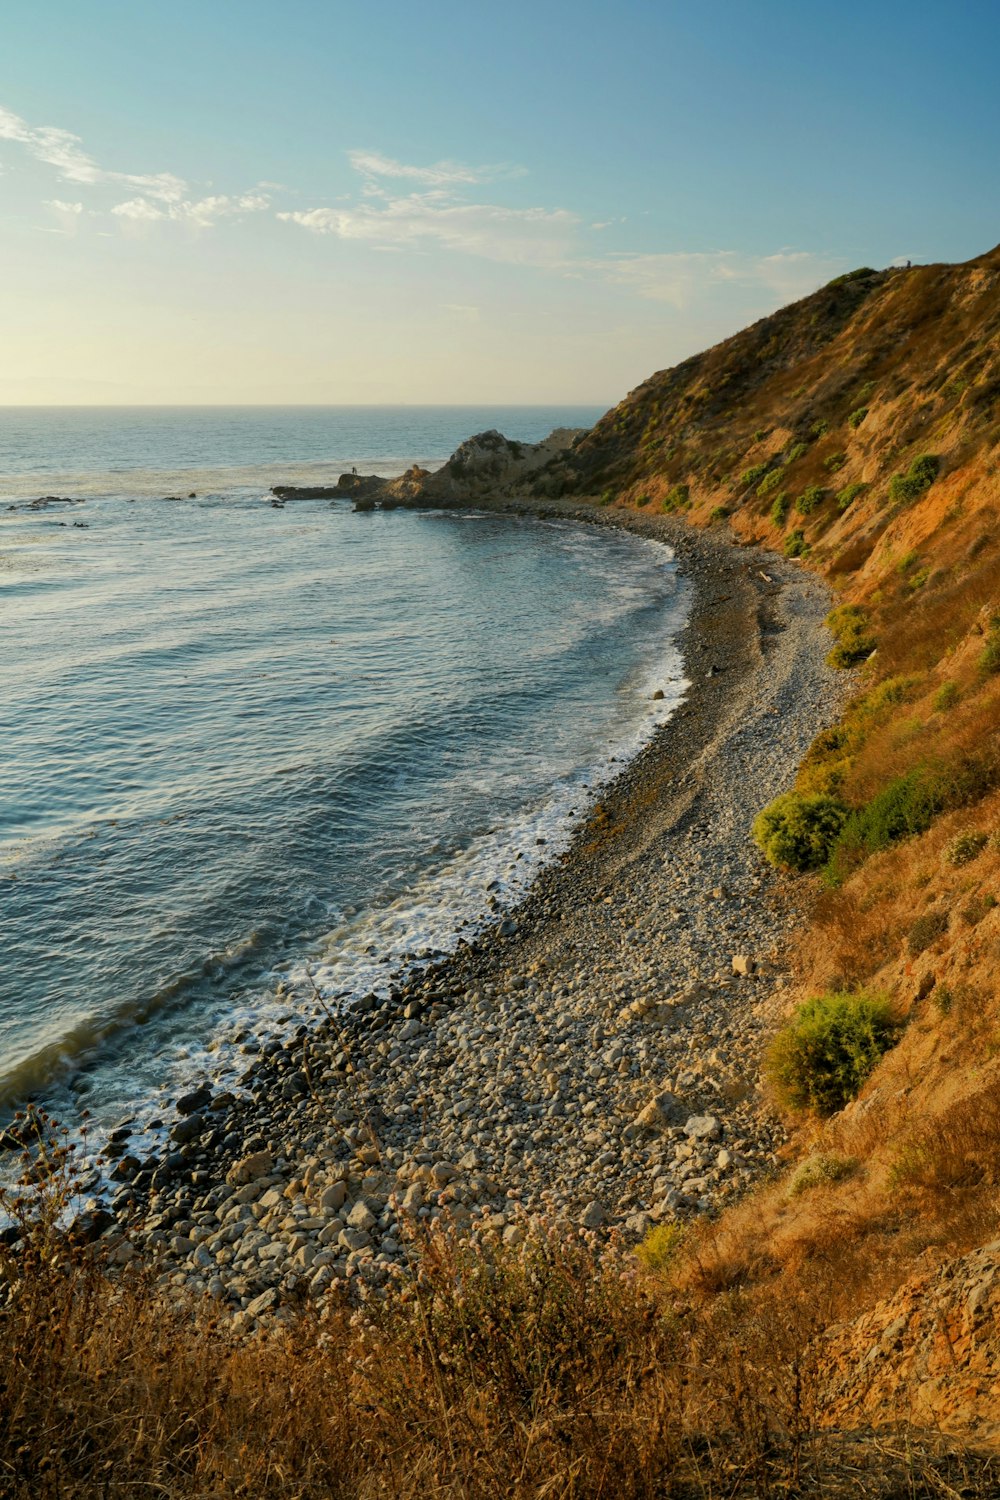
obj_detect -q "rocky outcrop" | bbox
[819,1239,1000,1444]
[268,428,589,511]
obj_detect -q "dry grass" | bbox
[1,1208,997,1499]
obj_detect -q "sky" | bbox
[2,0,999,406]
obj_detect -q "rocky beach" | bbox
[41,482,846,1331]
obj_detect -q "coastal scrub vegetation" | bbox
[752,791,848,871]
[825,603,876,668]
[887,452,940,504]
[766,991,898,1115]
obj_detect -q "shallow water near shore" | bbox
[1,406,688,1168]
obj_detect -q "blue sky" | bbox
[2,0,998,403]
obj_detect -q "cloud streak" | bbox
[1,101,844,309]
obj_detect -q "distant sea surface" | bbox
[0,406,688,1168]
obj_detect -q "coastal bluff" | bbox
[270,425,588,509]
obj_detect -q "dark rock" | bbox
[176,1084,213,1117]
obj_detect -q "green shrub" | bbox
[848,406,869,429]
[826,267,877,288]
[599,490,615,506]
[752,428,767,443]
[907,909,948,956]
[783,529,807,557]
[826,604,876,667]
[753,792,849,871]
[770,491,790,526]
[756,468,783,497]
[934,681,960,712]
[784,441,808,465]
[767,991,898,1116]
[796,484,826,515]
[888,453,940,504]
[979,628,1000,674]
[836,481,867,512]
[810,420,829,439]
[839,771,944,857]
[739,463,768,489]
[662,482,690,512]
[788,1152,857,1196]
[824,451,847,472]
[961,892,996,926]
[635,1222,684,1273]
[708,505,730,523]
[636,493,651,507]
[944,830,988,867]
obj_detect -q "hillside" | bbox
[532,246,1000,1445]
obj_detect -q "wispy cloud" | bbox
[111,191,270,227]
[1,101,844,310]
[592,248,842,306]
[0,105,186,202]
[348,149,524,187]
[279,194,577,267]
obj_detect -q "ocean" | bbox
[0,406,689,1174]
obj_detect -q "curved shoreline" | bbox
[37,502,845,1320]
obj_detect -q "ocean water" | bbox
[0,406,689,1167]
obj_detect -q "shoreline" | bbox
[22,499,844,1323]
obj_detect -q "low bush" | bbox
[978,627,1000,674]
[961,892,997,926]
[944,830,988,866]
[824,451,847,472]
[708,505,730,523]
[753,791,849,871]
[636,493,651,507]
[838,770,944,856]
[836,481,867,512]
[663,482,690,512]
[756,468,783,497]
[796,484,826,515]
[826,267,877,288]
[847,406,869,428]
[635,1222,684,1273]
[788,1152,857,1196]
[784,441,809,465]
[888,453,940,504]
[739,463,768,489]
[770,490,790,526]
[810,420,829,439]
[934,681,960,714]
[766,991,898,1116]
[907,908,949,956]
[826,604,876,668]
[784,529,808,557]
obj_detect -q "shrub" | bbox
[739,463,768,489]
[756,468,783,497]
[784,441,808,465]
[663,482,690,512]
[766,991,898,1116]
[599,490,615,506]
[836,481,867,512]
[635,1222,684,1273]
[848,406,869,429]
[708,505,730,523]
[979,628,1000,674]
[826,267,876,288]
[783,529,807,557]
[907,909,948,956]
[770,491,790,526]
[753,792,849,871]
[810,420,829,439]
[636,493,651,507]
[944,830,988,866]
[824,451,847,472]
[839,770,944,856]
[934,681,960,712]
[826,604,876,668]
[961,892,996,926]
[796,484,826,515]
[888,453,940,504]
[752,427,767,442]
[788,1152,857,1196]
